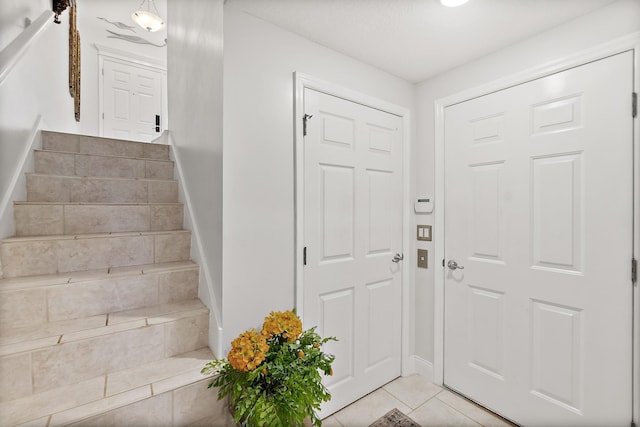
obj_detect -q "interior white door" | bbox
[303,88,403,416]
[444,51,633,426]
[102,59,162,142]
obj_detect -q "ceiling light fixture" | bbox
[440,0,470,7]
[132,0,165,32]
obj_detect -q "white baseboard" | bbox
[166,131,223,358]
[413,355,435,383]
[0,115,43,239]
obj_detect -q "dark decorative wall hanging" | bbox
[52,0,70,24]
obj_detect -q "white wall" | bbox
[0,4,81,239]
[222,6,416,351]
[167,0,224,355]
[413,0,640,363]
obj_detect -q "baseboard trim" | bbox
[413,356,435,383]
[166,131,223,358]
[0,115,43,239]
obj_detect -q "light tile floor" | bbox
[322,375,516,427]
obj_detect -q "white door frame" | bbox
[294,72,414,375]
[95,44,168,138]
[434,32,640,423]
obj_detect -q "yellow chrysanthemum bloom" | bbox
[262,310,303,342]
[227,329,268,372]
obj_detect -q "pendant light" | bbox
[132,0,164,32]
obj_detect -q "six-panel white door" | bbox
[444,51,633,426]
[303,88,403,416]
[102,59,162,142]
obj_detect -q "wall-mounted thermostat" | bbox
[415,197,434,213]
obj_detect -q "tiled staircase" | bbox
[0,132,227,426]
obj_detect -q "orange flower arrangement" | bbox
[227,329,269,372]
[261,310,303,342]
[202,309,336,427]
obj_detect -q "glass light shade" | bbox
[132,9,164,32]
[440,0,470,7]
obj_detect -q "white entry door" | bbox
[444,52,633,426]
[102,58,163,142]
[303,88,403,416]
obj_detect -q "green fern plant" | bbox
[202,310,336,427]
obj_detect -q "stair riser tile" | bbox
[56,236,154,273]
[158,269,199,304]
[148,180,179,204]
[164,313,209,357]
[146,160,174,180]
[172,379,228,426]
[0,354,32,402]
[47,275,159,322]
[0,241,57,277]
[0,288,47,329]
[35,150,175,180]
[31,325,165,394]
[155,233,191,264]
[14,204,64,236]
[0,376,105,426]
[42,134,78,153]
[66,391,172,427]
[27,175,178,204]
[63,379,226,427]
[1,233,189,278]
[45,269,197,322]
[15,204,184,236]
[150,205,183,232]
[64,205,149,235]
[43,133,170,160]
[75,155,145,179]
[34,151,75,176]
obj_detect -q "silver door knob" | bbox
[392,253,404,263]
[447,260,464,270]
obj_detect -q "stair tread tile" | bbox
[0,376,105,426]
[60,319,147,344]
[27,172,176,183]
[14,202,182,206]
[0,315,106,345]
[0,261,197,291]
[2,229,189,243]
[0,335,60,357]
[106,347,213,396]
[108,300,207,326]
[36,149,174,164]
[48,385,151,427]
[0,301,206,356]
[15,415,49,427]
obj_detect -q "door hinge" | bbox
[633,92,637,118]
[303,247,307,266]
[442,258,445,268]
[632,258,637,284]
[303,114,313,137]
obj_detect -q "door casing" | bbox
[294,72,414,376]
[434,32,640,424]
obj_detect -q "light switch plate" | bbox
[417,249,428,269]
[417,225,432,241]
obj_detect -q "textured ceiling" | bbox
[226,0,617,83]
